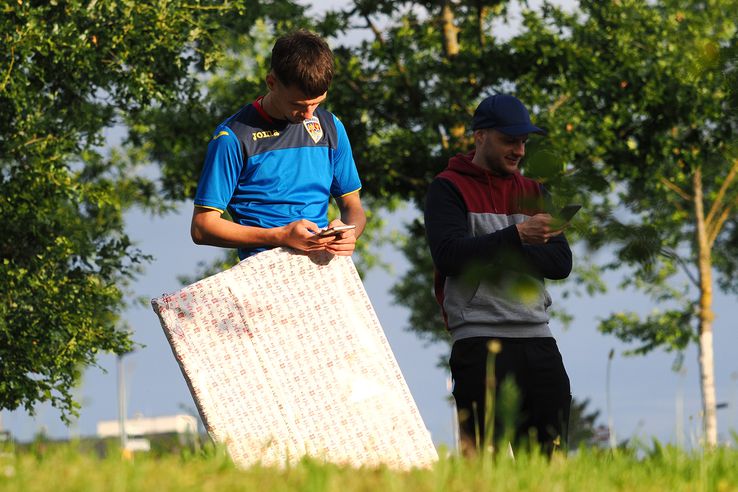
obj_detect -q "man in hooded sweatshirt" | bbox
[424,94,572,456]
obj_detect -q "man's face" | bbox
[266,73,327,123]
[474,129,528,175]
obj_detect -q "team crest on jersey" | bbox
[302,117,323,143]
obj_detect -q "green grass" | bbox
[1,441,738,491]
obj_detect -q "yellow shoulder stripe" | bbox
[194,204,225,214]
[212,130,230,141]
[338,187,362,198]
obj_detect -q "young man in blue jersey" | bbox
[425,94,572,456]
[191,30,366,259]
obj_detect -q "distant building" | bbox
[97,414,200,453]
[97,414,198,438]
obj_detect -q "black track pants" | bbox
[450,336,571,454]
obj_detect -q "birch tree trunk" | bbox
[693,167,718,447]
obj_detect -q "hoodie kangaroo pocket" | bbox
[465,275,550,325]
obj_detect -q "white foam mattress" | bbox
[151,248,438,469]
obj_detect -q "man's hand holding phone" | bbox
[318,222,357,256]
[517,204,580,245]
[314,224,357,237]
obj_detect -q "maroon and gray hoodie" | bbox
[424,151,572,342]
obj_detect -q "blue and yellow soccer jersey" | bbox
[194,100,362,259]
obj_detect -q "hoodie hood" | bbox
[439,150,542,217]
[445,150,519,184]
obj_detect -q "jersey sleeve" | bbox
[194,127,243,212]
[329,115,362,197]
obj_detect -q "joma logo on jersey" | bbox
[252,130,280,141]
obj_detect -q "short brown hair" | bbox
[270,30,334,97]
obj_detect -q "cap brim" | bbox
[497,124,546,136]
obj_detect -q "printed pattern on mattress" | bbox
[150,247,438,469]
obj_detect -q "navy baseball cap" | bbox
[471,94,546,136]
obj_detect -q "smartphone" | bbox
[557,204,582,222]
[315,224,357,237]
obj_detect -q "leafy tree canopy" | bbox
[0,0,259,421]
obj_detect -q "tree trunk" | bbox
[693,167,718,447]
[477,3,488,47]
[441,1,459,57]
